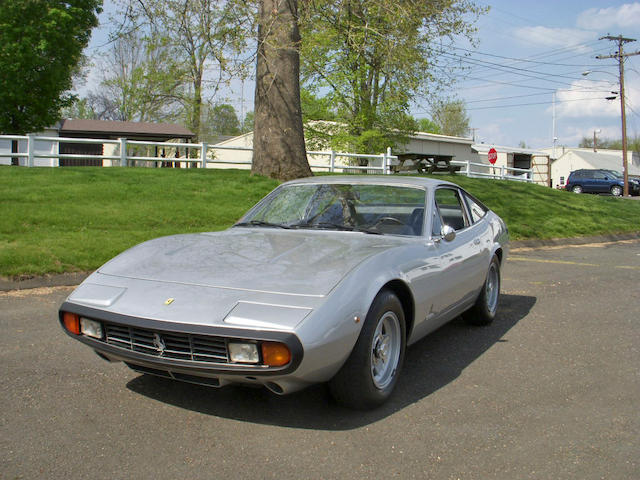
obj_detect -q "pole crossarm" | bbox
[596,51,640,59]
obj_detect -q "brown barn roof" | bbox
[59,119,195,141]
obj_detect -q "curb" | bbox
[510,231,640,249]
[2,232,639,292]
[0,271,92,293]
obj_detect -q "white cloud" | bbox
[554,80,624,118]
[561,125,621,146]
[513,26,594,50]
[576,3,640,30]
[472,122,511,146]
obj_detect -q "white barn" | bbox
[542,147,640,188]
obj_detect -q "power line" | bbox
[465,97,616,111]
[456,46,616,82]
[450,45,616,68]
[465,90,614,105]
[439,51,598,87]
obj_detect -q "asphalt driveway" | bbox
[1,239,638,479]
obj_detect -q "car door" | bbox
[410,187,488,337]
[584,171,609,193]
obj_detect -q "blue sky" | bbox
[83,1,640,149]
[452,1,640,148]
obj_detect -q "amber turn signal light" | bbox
[261,342,291,367]
[62,312,81,335]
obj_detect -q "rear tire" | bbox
[465,255,501,326]
[329,289,406,410]
[572,185,583,194]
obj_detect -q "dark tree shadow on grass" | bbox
[127,294,535,430]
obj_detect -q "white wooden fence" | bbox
[0,134,396,174]
[0,134,533,181]
[451,160,534,182]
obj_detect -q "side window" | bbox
[464,193,488,224]
[434,188,468,232]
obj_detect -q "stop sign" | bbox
[488,148,498,165]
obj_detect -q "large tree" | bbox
[86,31,182,122]
[431,99,470,137]
[579,135,640,153]
[207,104,241,136]
[298,0,485,152]
[252,0,312,181]
[0,0,102,134]
[122,0,249,140]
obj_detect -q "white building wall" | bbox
[208,133,253,170]
[547,148,640,188]
[0,138,15,166]
[0,128,59,166]
[401,136,478,162]
[551,152,592,187]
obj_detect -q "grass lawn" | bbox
[1,166,639,277]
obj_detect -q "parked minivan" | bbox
[565,169,640,196]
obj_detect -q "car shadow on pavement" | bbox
[126,293,536,430]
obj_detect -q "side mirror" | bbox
[441,225,456,242]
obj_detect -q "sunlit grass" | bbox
[1,167,638,277]
[426,174,640,240]
[0,167,278,277]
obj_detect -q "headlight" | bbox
[228,342,259,363]
[80,317,103,339]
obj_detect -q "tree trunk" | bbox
[252,0,312,181]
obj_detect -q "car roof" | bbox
[281,175,457,189]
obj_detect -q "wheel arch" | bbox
[494,247,504,265]
[380,279,415,340]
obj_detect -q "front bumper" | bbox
[59,302,304,391]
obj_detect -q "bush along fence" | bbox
[0,134,533,182]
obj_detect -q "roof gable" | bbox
[59,119,195,141]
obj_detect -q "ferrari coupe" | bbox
[59,176,509,409]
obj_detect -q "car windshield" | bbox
[236,183,426,236]
[606,170,623,178]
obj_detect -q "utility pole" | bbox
[593,128,601,152]
[469,128,479,142]
[552,92,557,159]
[596,35,640,196]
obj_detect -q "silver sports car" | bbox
[60,176,508,409]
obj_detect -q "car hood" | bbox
[98,228,406,297]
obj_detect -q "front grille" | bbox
[103,322,229,363]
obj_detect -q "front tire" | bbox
[465,255,501,326]
[329,289,406,410]
[611,185,623,196]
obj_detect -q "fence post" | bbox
[501,166,505,179]
[53,137,60,167]
[466,160,471,177]
[330,150,336,172]
[27,134,34,167]
[384,147,391,174]
[119,138,127,167]
[200,142,208,168]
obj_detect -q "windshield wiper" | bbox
[234,220,291,229]
[290,222,381,234]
